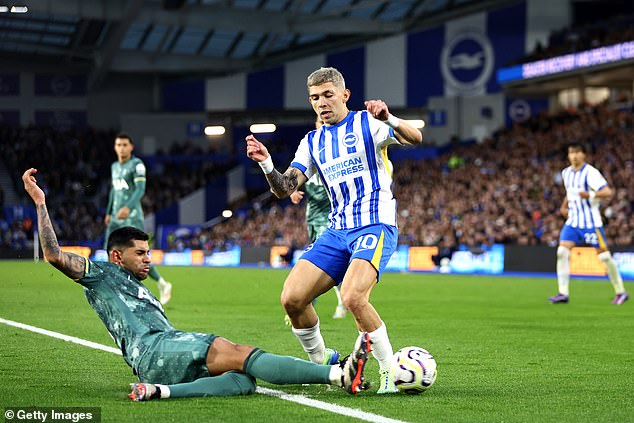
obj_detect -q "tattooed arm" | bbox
[246,134,307,199]
[22,168,86,280]
[265,167,307,199]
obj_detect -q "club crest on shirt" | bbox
[343,133,358,148]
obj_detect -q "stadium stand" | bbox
[0,126,236,245]
[518,12,634,64]
[2,103,631,251]
[193,104,633,251]
[394,104,633,248]
[166,203,309,251]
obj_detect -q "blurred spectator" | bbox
[431,234,458,268]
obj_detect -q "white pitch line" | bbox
[256,387,409,423]
[0,316,410,423]
[0,317,122,355]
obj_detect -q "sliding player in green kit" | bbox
[23,168,370,401]
[105,133,172,304]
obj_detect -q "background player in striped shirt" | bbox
[105,133,172,305]
[246,67,422,393]
[549,143,628,305]
[23,168,370,400]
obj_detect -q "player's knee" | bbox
[340,291,366,315]
[207,338,254,374]
[280,291,305,316]
[557,246,570,260]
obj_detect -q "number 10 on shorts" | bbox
[353,234,379,253]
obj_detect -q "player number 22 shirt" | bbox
[562,163,608,229]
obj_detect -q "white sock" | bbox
[333,285,343,306]
[328,365,343,386]
[291,319,325,364]
[155,384,170,399]
[556,246,570,296]
[598,251,625,294]
[366,322,394,371]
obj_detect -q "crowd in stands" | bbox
[139,144,235,215]
[170,104,633,251]
[394,104,633,248]
[519,12,634,64]
[0,126,111,248]
[0,126,235,247]
[1,103,632,252]
[166,202,308,252]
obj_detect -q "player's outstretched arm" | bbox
[246,134,307,199]
[365,100,423,145]
[266,167,307,199]
[22,168,86,280]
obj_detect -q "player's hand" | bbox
[560,207,568,218]
[290,191,304,204]
[104,214,111,225]
[22,168,45,206]
[579,191,590,199]
[246,134,270,162]
[116,206,130,219]
[365,100,389,121]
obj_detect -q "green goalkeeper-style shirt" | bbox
[106,156,146,226]
[304,174,330,240]
[77,259,173,372]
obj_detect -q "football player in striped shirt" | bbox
[247,67,423,393]
[549,143,628,305]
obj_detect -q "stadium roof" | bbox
[0,0,515,88]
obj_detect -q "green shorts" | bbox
[135,331,218,385]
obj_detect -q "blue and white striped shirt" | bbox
[562,163,608,229]
[290,111,399,230]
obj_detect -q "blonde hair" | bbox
[307,67,346,91]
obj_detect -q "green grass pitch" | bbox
[0,261,632,422]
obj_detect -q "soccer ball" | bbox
[391,346,437,394]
